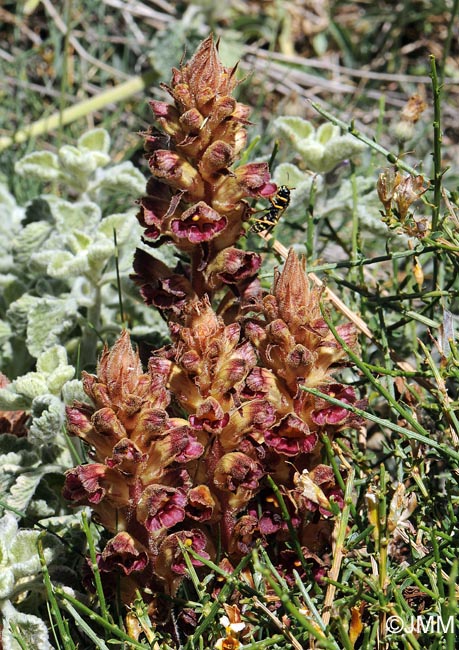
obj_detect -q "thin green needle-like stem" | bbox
[429,54,446,327]
[81,512,109,623]
[38,538,77,650]
[306,175,317,259]
[302,384,459,464]
[266,475,312,576]
[307,245,436,274]
[430,55,443,234]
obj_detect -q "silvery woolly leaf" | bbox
[78,128,111,159]
[59,144,99,179]
[295,140,328,173]
[0,436,39,468]
[9,528,56,577]
[316,122,340,144]
[58,140,111,188]
[87,239,115,274]
[4,472,46,524]
[46,365,75,394]
[26,295,77,357]
[90,161,146,198]
[28,236,64,273]
[2,466,62,516]
[0,512,18,552]
[0,185,24,246]
[12,222,53,266]
[321,134,366,173]
[46,250,89,279]
[15,151,60,181]
[29,395,65,444]
[30,346,75,393]
[70,277,96,307]
[67,230,92,254]
[0,184,24,219]
[47,196,101,233]
[97,211,137,243]
[0,388,30,410]
[0,512,60,576]
[0,320,11,344]
[27,497,57,520]
[11,373,49,402]
[61,379,87,405]
[2,600,53,650]
[274,116,315,142]
[6,295,39,336]
[0,455,30,479]
[36,345,69,374]
[0,570,14,600]
[272,162,308,188]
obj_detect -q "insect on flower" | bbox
[250,185,293,235]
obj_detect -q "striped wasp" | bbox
[250,185,292,235]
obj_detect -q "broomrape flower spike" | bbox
[64,36,363,631]
[132,34,276,311]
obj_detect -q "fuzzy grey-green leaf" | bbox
[15,151,60,181]
[78,128,111,154]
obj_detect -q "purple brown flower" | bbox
[62,35,365,627]
[135,35,277,305]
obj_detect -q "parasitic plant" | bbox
[63,35,362,630]
[132,35,276,315]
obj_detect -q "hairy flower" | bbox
[131,249,195,314]
[170,201,227,243]
[265,413,317,456]
[311,383,362,428]
[62,36,364,627]
[63,463,130,506]
[135,35,276,305]
[186,485,218,522]
[98,532,149,575]
[137,484,187,533]
[167,296,257,414]
[204,247,261,289]
[154,529,211,594]
[245,249,359,449]
[213,452,263,493]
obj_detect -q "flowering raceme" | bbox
[132,35,276,312]
[63,35,362,628]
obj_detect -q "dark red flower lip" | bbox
[170,202,228,243]
[265,413,318,456]
[171,216,227,243]
[138,484,188,532]
[98,532,149,575]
